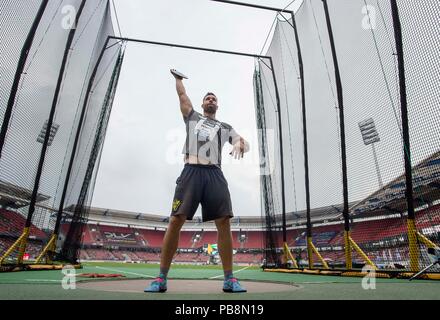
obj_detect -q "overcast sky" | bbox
[91,0,302,217]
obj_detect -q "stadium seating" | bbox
[174,252,202,263]
[25,242,43,260]
[136,229,165,247]
[416,204,440,230]
[0,237,43,260]
[74,204,439,266]
[234,253,261,264]
[85,249,116,260]
[177,231,194,248]
[133,229,149,246]
[0,238,14,252]
[0,209,46,239]
[238,231,263,248]
[294,224,341,247]
[139,252,160,262]
[200,231,217,244]
[328,232,344,246]
[81,225,95,245]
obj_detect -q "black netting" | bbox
[254,66,283,268]
[0,0,43,125]
[59,42,124,264]
[0,0,123,265]
[326,0,406,269]
[400,0,440,271]
[57,3,123,264]
[257,0,439,272]
[294,0,346,268]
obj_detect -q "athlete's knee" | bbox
[215,216,230,229]
[169,214,187,228]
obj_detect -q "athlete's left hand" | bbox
[230,140,245,159]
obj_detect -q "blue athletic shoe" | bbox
[223,277,247,293]
[144,277,167,293]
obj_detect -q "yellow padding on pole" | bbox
[27,264,82,271]
[342,271,390,279]
[263,269,439,280]
[423,274,440,280]
[349,237,377,269]
[344,231,352,270]
[16,227,30,264]
[320,270,342,276]
[306,237,314,269]
[0,227,30,265]
[308,237,329,269]
[35,234,57,264]
[407,219,419,272]
[283,242,298,268]
[398,273,440,280]
[263,268,302,273]
[302,269,320,274]
[416,232,437,249]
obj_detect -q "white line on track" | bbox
[94,266,156,278]
[25,279,62,282]
[209,266,252,279]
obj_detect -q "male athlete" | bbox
[144,69,249,293]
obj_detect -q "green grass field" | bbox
[0,262,439,300]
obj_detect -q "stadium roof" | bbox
[283,202,357,226]
[350,151,440,217]
[85,204,354,230]
[0,179,51,209]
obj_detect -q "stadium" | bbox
[0,0,439,303]
[3,200,439,268]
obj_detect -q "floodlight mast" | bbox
[359,118,383,189]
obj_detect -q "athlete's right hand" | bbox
[170,69,188,80]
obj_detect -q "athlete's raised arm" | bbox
[170,69,192,117]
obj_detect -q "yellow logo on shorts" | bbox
[172,199,182,212]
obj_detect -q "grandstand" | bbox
[79,208,266,265]
[70,200,439,269]
[0,209,48,261]
[0,162,437,269]
[0,180,50,210]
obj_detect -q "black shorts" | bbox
[170,164,233,222]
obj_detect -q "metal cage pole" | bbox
[321,0,352,270]
[287,10,320,270]
[390,0,419,272]
[267,57,287,250]
[321,0,377,270]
